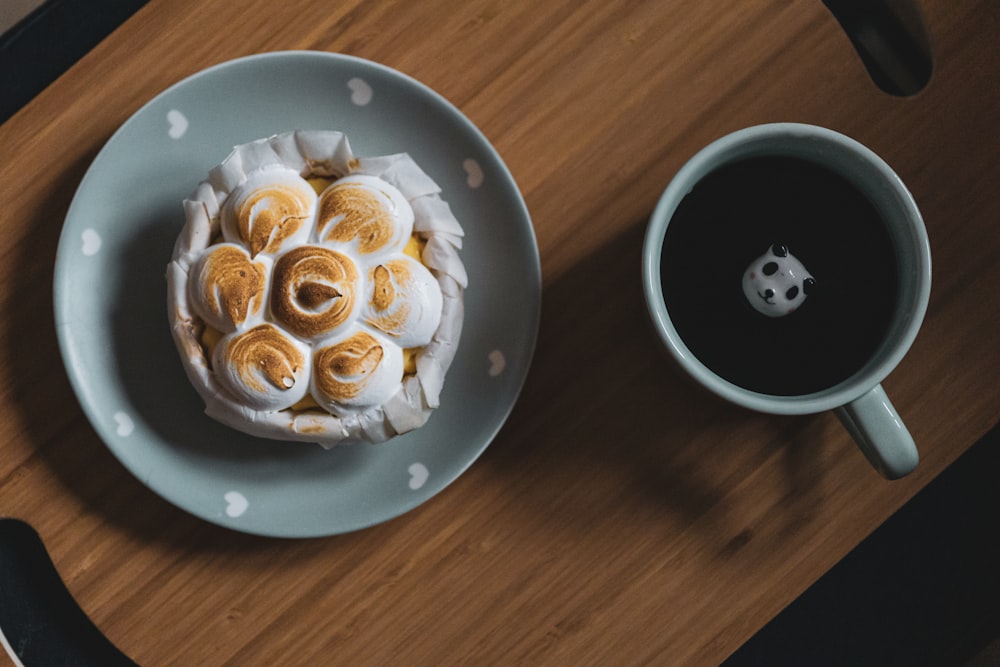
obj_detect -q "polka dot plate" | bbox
[53,52,540,537]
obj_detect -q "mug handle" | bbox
[834,384,919,479]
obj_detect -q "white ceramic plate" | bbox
[53,52,540,537]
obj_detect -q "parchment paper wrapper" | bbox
[167,131,466,447]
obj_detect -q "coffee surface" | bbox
[660,156,898,396]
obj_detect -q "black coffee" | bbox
[660,156,898,396]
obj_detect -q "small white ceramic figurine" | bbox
[742,243,815,317]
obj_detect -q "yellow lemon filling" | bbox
[306,175,334,194]
[200,325,224,358]
[289,393,322,413]
[402,233,426,261]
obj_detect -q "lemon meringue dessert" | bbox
[167,131,466,447]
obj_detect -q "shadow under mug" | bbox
[642,123,931,479]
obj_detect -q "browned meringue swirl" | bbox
[221,324,305,394]
[366,261,412,337]
[271,245,359,339]
[234,183,312,257]
[313,331,385,402]
[194,245,268,330]
[317,181,394,254]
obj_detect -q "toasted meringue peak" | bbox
[311,329,404,413]
[188,244,270,332]
[270,245,360,340]
[222,168,316,257]
[213,324,311,411]
[316,175,413,256]
[363,256,443,348]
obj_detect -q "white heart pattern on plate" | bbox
[488,350,506,377]
[224,491,249,518]
[347,77,373,106]
[167,109,189,139]
[463,158,484,188]
[408,463,429,490]
[81,228,102,256]
[113,411,134,437]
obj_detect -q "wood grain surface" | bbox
[1,0,998,664]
